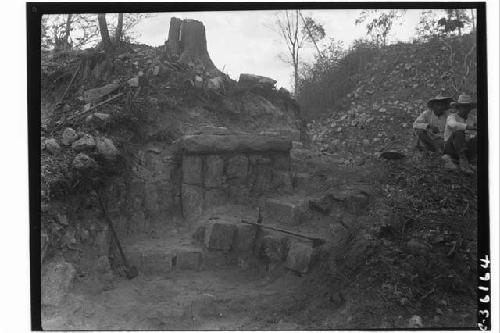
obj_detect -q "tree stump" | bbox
[164,17,217,73]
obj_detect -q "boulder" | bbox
[238,73,277,89]
[207,76,224,90]
[204,221,237,251]
[41,258,76,306]
[285,240,314,274]
[180,134,292,154]
[193,75,204,88]
[96,137,119,160]
[71,134,96,152]
[84,83,120,103]
[61,128,79,146]
[72,153,98,170]
[44,138,60,154]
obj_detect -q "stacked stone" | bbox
[179,134,293,221]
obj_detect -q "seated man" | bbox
[442,94,477,174]
[413,94,453,152]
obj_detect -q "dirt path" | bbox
[41,262,313,330]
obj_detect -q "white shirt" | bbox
[444,113,467,141]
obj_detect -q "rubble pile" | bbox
[306,35,477,162]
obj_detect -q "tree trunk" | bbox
[98,13,112,51]
[64,14,73,49]
[178,19,216,71]
[115,13,123,43]
[165,18,217,73]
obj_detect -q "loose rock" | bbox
[72,134,96,152]
[44,138,61,154]
[72,153,98,170]
[61,128,79,146]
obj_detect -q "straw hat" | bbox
[450,94,477,107]
[427,94,453,107]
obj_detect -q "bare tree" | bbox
[274,10,325,96]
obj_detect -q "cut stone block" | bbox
[180,134,292,154]
[204,188,227,208]
[226,154,248,181]
[272,171,293,191]
[286,240,314,274]
[292,173,310,190]
[343,192,370,216]
[251,165,273,194]
[204,221,237,251]
[175,248,203,270]
[258,234,290,262]
[126,247,174,275]
[182,155,203,185]
[181,184,204,221]
[205,155,223,188]
[234,223,257,252]
[41,258,76,306]
[263,197,308,226]
[273,152,291,171]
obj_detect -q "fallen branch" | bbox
[67,92,124,121]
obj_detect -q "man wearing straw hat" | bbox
[413,94,453,152]
[441,94,477,174]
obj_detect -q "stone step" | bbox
[198,215,321,275]
[261,195,311,226]
[125,240,205,275]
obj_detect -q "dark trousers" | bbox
[444,130,477,161]
[415,129,442,152]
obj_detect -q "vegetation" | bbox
[296,9,477,121]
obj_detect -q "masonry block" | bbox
[204,221,237,251]
[234,223,258,252]
[205,155,224,188]
[285,240,314,274]
[181,184,204,221]
[175,248,203,270]
[226,154,248,181]
[263,197,308,226]
[183,155,203,185]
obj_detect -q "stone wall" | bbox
[179,134,293,221]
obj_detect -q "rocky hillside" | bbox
[305,34,477,161]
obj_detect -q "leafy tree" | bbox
[416,9,476,40]
[355,9,406,46]
[41,13,153,51]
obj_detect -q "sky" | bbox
[131,9,428,90]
